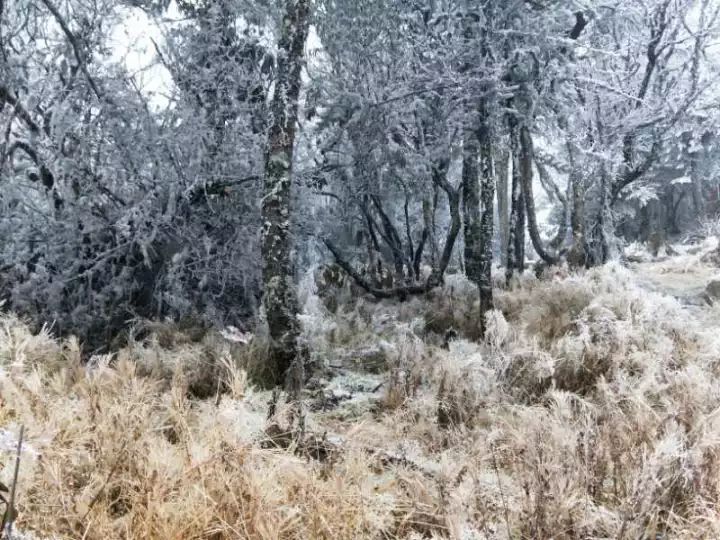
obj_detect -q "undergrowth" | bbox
[1,261,720,538]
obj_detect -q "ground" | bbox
[1,240,720,539]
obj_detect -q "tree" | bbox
[1,0,719,353]
[459,3,496,328]
[0,0,270,347]
[314,0,465,299]
[567,0,720,259]
[477,98,495,324]
[260,0,311,389]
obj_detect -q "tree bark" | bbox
[567,166,587,268]
[564,135,587,267]
[423,193,437,269]
[431,162,462,286]
[478,103,495,331]
[462,123,482,285]
[519,125,558,266]
[496,147,510,268]
[690,151,705,220]
[506,117,526,283]
[260,0,310,389]
[597,163,611,264]
[462,96,495,333]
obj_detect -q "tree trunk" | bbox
[519,125,558,266]
[496,147,510,268]
[423,195,437,269]
[567,169,587,268]
[663,186,681,236]
[645,199,666,257]
[430,161,462,286]
[506,117,526,283]
[260,0,310,390]
[478,104,495,332]
[462,124,482,285]
[597,163,611,264]
[690,152,705,221]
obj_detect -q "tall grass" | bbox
[1,260,720,538]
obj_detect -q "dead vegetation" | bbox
[1,259,720,538]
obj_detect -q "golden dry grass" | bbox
[1,260,720,539]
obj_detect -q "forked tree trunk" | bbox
[519,125,558,266]
[260,0,310,389]
[324,160,461,299]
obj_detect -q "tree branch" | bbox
[323,239,432,299]
[611,138,661,204]
[39,0,103,100]
[186,175,260,204]
[568,12,588,40]
[0,87,41,134]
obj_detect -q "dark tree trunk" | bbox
[645,198,666,256]
[567,166,587,268]
[664,186,682,236]
[430,160,462,286]
[597,164,611,264]
[370,195,408,283]
[463,97,495,333]
[478,104,495,331]
[462,125,482,285]
[690,152,705,221]
[506,117,526,283]
[423,192,438,269]
[260,0,310,389]
[496,147,510,268]
[591,97,610,266]
[519,125,558,266]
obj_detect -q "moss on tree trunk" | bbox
[260,0,310,389]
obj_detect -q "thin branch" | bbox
[1,425,24,539]
[612,138,662,204]
[80,442,128,525]
[39,0,103,100]
[186,175,261,204]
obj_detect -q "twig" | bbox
[80,442,127,524]
[2,425,24,540]
[39,0,102,100]
[490,442,513,540]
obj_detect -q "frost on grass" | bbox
[2,259,720,538]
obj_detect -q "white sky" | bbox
[108,6,176,109]
[108,3,324,111]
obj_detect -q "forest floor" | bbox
[2,240,720,539]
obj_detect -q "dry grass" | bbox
[2,259,720,538]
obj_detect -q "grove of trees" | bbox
[1,0,719,385]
